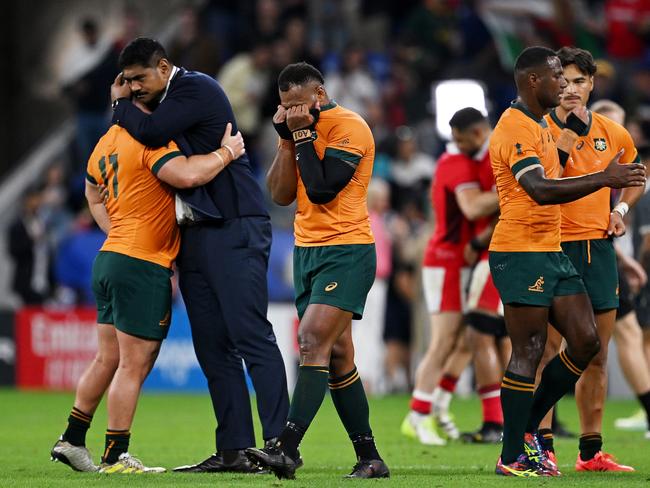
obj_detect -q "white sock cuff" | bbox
[412,389,435,402]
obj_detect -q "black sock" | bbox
[500,371,535,464]
[351,433,381,461]
[538,428,554,453]
[579,432,602,461]
[637,391,650,429]
[102,430,131,464]
[276,422,306,460]
[62,407,92,447]
[526,350,584,432]
[329,367,371,436]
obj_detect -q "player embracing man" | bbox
[50,118,244,472]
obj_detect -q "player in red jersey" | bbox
[401,108,499,445]
[453,109,512,444]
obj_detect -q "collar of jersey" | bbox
[510,100,548,128]
[320,101,337,111]
[159,65,179,103]
[549,108,592,136]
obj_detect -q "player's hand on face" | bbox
[286,104,315,131]
[111,72,131,102]
[273,105,288,124]
[603,149,646,188]
[220,122,245,160]
[607,210,626,237]
[273,105,293,140]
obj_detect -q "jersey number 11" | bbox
[98,154,119,199]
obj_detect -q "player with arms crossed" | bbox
[50,116,244,473]
[534,47,643,472]
[245,62,388,480]
[488,46,645,477]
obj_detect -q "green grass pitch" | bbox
[1,389,649,486]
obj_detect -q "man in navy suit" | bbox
[110,37,289,473]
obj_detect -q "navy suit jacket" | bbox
[112,68,268,220]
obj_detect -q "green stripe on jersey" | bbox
[324,147,361,166]
[511,157,541,179]
[151,151,183,175]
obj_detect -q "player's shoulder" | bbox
[437,150,469,166]
[176,68,218,88]
[325,103,371,131]
[494,107,539,140]
[591,111,629,137]
[435,151,474,180]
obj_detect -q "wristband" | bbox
[565,112,588,135]
[211,150,225,171]
[612,202,629,217]
[470,237,487,252]
[292,128,314,145]
[111,97,129,111]
[222,144,236,160]
[273,120,293,140]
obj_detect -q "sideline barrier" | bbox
[13,303,298,392]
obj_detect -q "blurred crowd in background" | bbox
[6,0,650,393]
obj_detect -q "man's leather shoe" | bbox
[173,450,266,473]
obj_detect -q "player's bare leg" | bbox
[74,324,120,414]
[51,324,120,472]
[497,335,512,370]
[522,294,600,475]
[615,312,650,393]
[101,330,162,470]
[536,326,562,456]
[614,312,650,436]
[384,339,410,392]
[573,309,634,470]
[575,310,615,434]
[414,312,464,392]
[402,312,463,445]
[462,324,506,443]
[432,332,472,439]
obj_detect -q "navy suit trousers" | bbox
[178,216,289,450]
